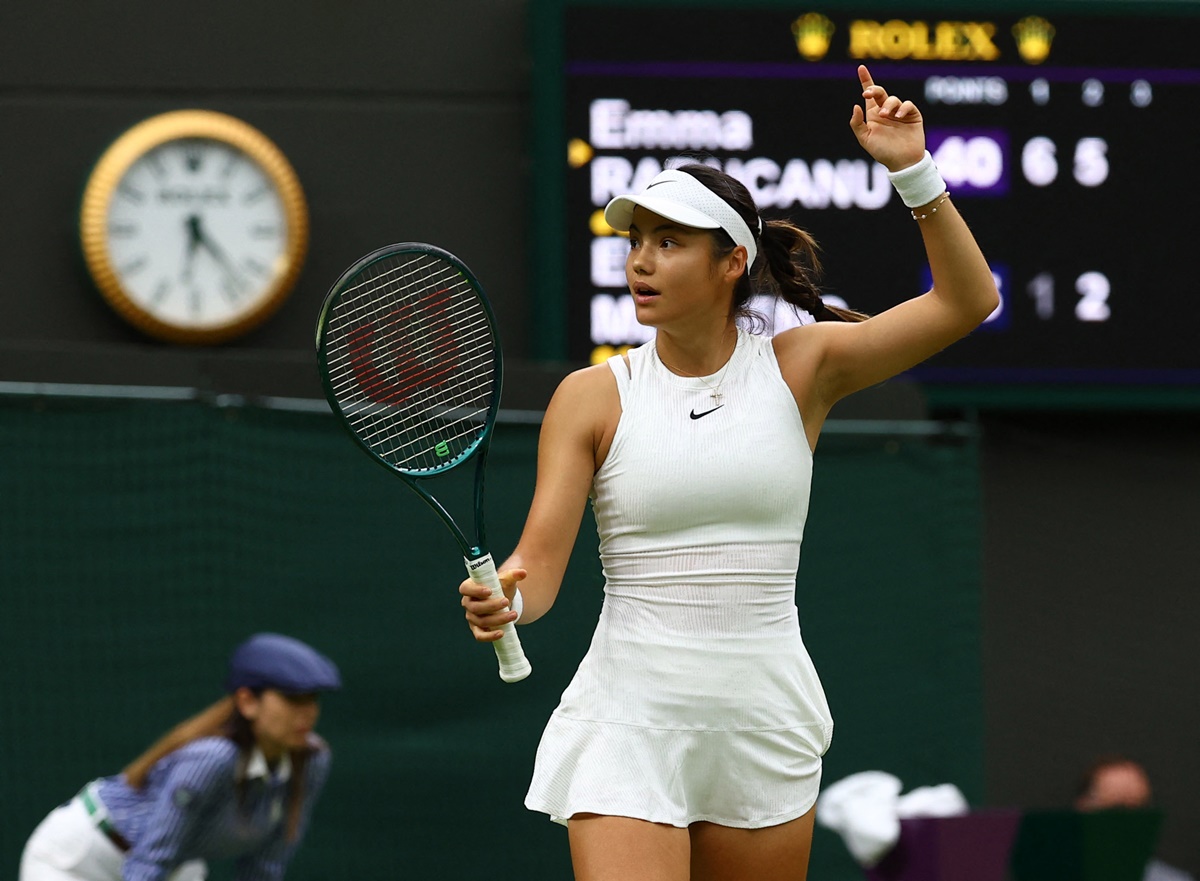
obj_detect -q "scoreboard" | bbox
[531,1,1200,404]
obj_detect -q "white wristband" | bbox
[510,587,524,623]
[887,151,947,208]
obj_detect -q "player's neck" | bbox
[656,325,737,377]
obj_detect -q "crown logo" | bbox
[791,13,835,61]
[1013,16,1055,64]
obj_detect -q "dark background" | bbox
[1,0,1197,878]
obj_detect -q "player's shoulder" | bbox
[772,320,831,351]
[771,321,842,371]
[549,361,620,407]
[561,360,619,388]
[544,361,621,441]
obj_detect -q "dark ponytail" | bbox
[675,163,868,324]
[756,219,867,323]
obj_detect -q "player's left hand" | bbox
[849,64,927,173]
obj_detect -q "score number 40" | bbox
[930,136,1109,188]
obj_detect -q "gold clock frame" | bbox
[79,110,310,345]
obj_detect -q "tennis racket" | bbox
[315,242,531,683]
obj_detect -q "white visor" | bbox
[604,169,758,267]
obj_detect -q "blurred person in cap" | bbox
[1075,755,1196,881]
[19,633,341,881]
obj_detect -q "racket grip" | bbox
[465,553,532,683]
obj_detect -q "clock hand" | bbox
[191,216,247,298]
[182,214,203,282]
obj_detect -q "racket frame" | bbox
[315,242,530,682]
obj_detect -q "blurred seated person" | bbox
[1075,755,1195,881]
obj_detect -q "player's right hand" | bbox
[460,568,527,642]
[849,64,926,173]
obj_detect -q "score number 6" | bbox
[1021,137,1109,187]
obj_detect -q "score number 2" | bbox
[1028,271,1111,322]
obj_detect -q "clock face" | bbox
[81,111,308,344]
[107,139,289,330]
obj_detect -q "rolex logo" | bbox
[1013,16,1055,64]
[792,13,835,61]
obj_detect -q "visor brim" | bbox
[604,194,724,233]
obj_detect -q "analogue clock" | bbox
[79,110,309,344]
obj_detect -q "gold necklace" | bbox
[656,345,734,404]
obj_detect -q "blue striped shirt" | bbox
[93,735,331,881]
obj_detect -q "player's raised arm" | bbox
[794,65,1000,409]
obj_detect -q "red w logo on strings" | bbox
[346,289,460,405]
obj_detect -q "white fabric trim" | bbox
[604,169,759,267]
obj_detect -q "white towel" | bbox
[815,771,903,867]
[816,772,969,867]
[896,783,970,818]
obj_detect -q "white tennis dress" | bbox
[525,329,833,828]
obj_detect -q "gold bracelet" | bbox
[911,191,951,221]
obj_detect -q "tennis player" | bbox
[19,633,340,881]
[460,65,999,880]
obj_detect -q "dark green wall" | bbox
[0,396,983,879]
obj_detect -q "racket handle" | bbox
[465,553,532,683]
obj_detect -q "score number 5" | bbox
[1022,137,1109,187]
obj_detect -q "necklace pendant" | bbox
[711,390,723,404]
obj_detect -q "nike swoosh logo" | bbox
[689,406,724,420]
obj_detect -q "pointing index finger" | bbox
[858,64,886,105]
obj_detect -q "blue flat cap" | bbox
[225,633,342,694]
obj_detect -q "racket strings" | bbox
[333,263,492,418]
[339,350,492,469]
[322,252,497,473]
[332,308,491,401]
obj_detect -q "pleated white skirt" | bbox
[525,579,833,828]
